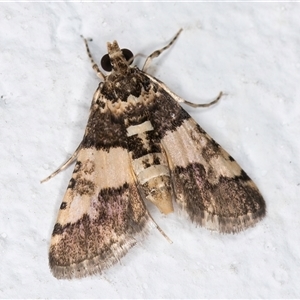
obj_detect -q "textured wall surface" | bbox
[1,2,299,298]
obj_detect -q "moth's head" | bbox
[101,41,134,73]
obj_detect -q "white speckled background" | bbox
[1,2,299,298]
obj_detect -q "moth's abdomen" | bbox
[126,120,174,214]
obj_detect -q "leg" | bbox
[145,73,223,108]
[81,36,106,80]
[41,145,81,183]
[183,91,223,108]
[142,29,183,72]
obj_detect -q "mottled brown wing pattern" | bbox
[161,108,266,233]
[121,74,265,233]
[48,91,153,279]
[49,148,153,279]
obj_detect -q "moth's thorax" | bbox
[105,66,142,88]
[97,69,156,116]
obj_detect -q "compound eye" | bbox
[121,48,134,64]
[100,54,112,72]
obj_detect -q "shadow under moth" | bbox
[42,29,266,279]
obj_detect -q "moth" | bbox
[42,29,266,279]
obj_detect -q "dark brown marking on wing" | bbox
[81,108,128,151]
[149,88,190,138]
[49,182,151,279]
[173,162,266,233]
[60,202,67,210]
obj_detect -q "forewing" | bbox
[49,94,152,279]
[149,87,266,233]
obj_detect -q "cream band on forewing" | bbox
[126,120,154,136]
